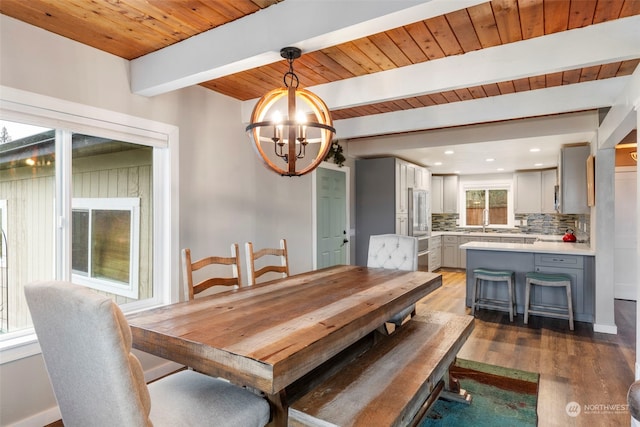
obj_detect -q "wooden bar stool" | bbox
[471,268,516,322]
[524,272,574,330]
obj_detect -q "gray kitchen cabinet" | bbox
[458,236,475,268]
[442,235,459,267]
[501,237,525,243]
[465,249,594,322]
[557,144,590,214]
[428,235,442,271]
[356,157,428,266]
[514,171,542,214]
[533,253,594,323]
[432,175,458,214]
[541,169,557,213]
[395,214,408,235]
[443,175,459,213]
[395,159,408,214]
[431,176,443,213]
[514,168,557,214]
[415,167,431,191]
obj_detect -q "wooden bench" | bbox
[288,311,474,427]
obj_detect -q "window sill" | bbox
[0,331,41,365]
[0,299,172,365]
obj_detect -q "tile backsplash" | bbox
[432,213,590,242]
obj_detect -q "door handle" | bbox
[341,238,349,247]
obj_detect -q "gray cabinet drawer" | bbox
[443,235,458,244]
[534,253,584,269]
[428,236,441,250]
[501,237,524,243]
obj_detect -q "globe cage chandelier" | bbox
[246,47,336,176]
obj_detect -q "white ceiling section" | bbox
[347,111,600,174]
[130,1,640,174]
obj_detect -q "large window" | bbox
[465,189,508,226]
[0,93,177,362]
[461,181,513,228]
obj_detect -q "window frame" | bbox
[0,85,180,363]
[71,197,141,299]
[0,199,6,269]
[459,180,514,229]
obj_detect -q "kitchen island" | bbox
[460,241,595,323]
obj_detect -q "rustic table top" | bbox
[128,265,442,425]
[128,265,442,395]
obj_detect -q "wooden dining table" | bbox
[127,264,442,426]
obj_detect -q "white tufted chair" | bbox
[24,281,270,427]
[367,234,419,331]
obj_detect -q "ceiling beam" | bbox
[240,15,640,122]
[598,62,640,149]
[335,77,629,139]
[130,0,487,96]
[346,110,599,155]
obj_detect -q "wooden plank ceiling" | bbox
[1,0,639,122]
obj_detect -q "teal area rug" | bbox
[421,359,539,427]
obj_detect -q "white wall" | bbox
[614,167,637,300]
[0,15,316,425]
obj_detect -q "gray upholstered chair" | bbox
[628,380,640,421]
[24,281,270,427]
[367,234,419,331]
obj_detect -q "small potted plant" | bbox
[324,140,345,167]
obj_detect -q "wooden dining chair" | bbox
[24,281,270,427]
[367,234,419,334]
[182,243,242,300]
[245,239,289,285]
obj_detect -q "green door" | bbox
[316,167,347,268]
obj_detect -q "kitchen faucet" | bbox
[482,208,489,233]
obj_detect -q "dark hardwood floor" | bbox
[418,268,636,427]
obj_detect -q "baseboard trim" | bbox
[7,406,61,427]
[8,361,184,427]
[593,323,618,334]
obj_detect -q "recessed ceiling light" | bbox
[534,163,543,166]
[497,168,504,171]
[530,148,541,152]
[454,170,460,174]
[434,162,442,166]
[485,158,494,162]
[444,150,454,155]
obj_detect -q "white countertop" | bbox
[459,240,595,256]
[429,231,565,242]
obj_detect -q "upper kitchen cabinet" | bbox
[414,165,431,191]
[355,157,429,265]
[431,176,443,213]
[514,169,557,214]
[396,159,408,214]
[541,169,557,213]
[558,145,590,214]
[432,175,459,214]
